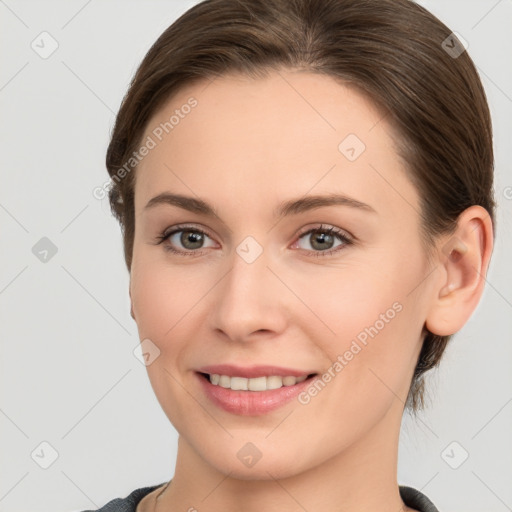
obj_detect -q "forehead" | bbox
[134,69,420,223]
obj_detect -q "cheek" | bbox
[293,257,422,399]
[292,263,400,344]
[130,260,201,429]
[130,257,209,341]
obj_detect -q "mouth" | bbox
[197,371,318,391]
[195,366,319,415]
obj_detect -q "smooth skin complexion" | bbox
[130,69,493,512]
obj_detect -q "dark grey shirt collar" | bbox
[84,482,440,512]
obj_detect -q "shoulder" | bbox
[399,485,440,512]
[80,483,166,512]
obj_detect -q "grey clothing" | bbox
[82,482,440,511]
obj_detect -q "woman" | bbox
[88,0,496,510]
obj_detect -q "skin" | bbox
[129,68,493,512]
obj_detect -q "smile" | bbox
[195,365,318,415]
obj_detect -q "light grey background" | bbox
[0,1,511,511]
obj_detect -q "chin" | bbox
[216,459,304,481]
[200,440,314,481]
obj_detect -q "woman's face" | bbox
[129,69,437,479]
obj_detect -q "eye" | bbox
[155,225,217,255]
[292,224,353,257]
[154,223,353,257]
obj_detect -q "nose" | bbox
[208,244,289,343]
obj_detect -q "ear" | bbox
[129,279,136,321]
[425,205,494,336]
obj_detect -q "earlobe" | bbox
[129,281,136,321]
[425,205,493,336]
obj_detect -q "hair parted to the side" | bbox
[105,0,496,413]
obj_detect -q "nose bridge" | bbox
[210,237,287,340]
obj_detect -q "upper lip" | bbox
[196,364,316,378]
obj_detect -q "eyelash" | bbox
[154,223,354,258]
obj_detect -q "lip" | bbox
[195,367,318,416]
[196,364,314,378]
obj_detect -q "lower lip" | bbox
[196,372,316,416]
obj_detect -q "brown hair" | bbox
[105,0,496,412]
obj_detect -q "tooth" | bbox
[208,373,309,390]
[248,376,267,391]
[219,375,231,388]
[230,376,248,390]
[266,376,283,389]
[282,376,297,386]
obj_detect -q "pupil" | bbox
[182,231,203,249]
[312,232,333,250]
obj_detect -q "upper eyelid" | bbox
[164,223,215,238]
[296,224,351,237]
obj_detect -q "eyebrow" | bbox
[144,192,377,219]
